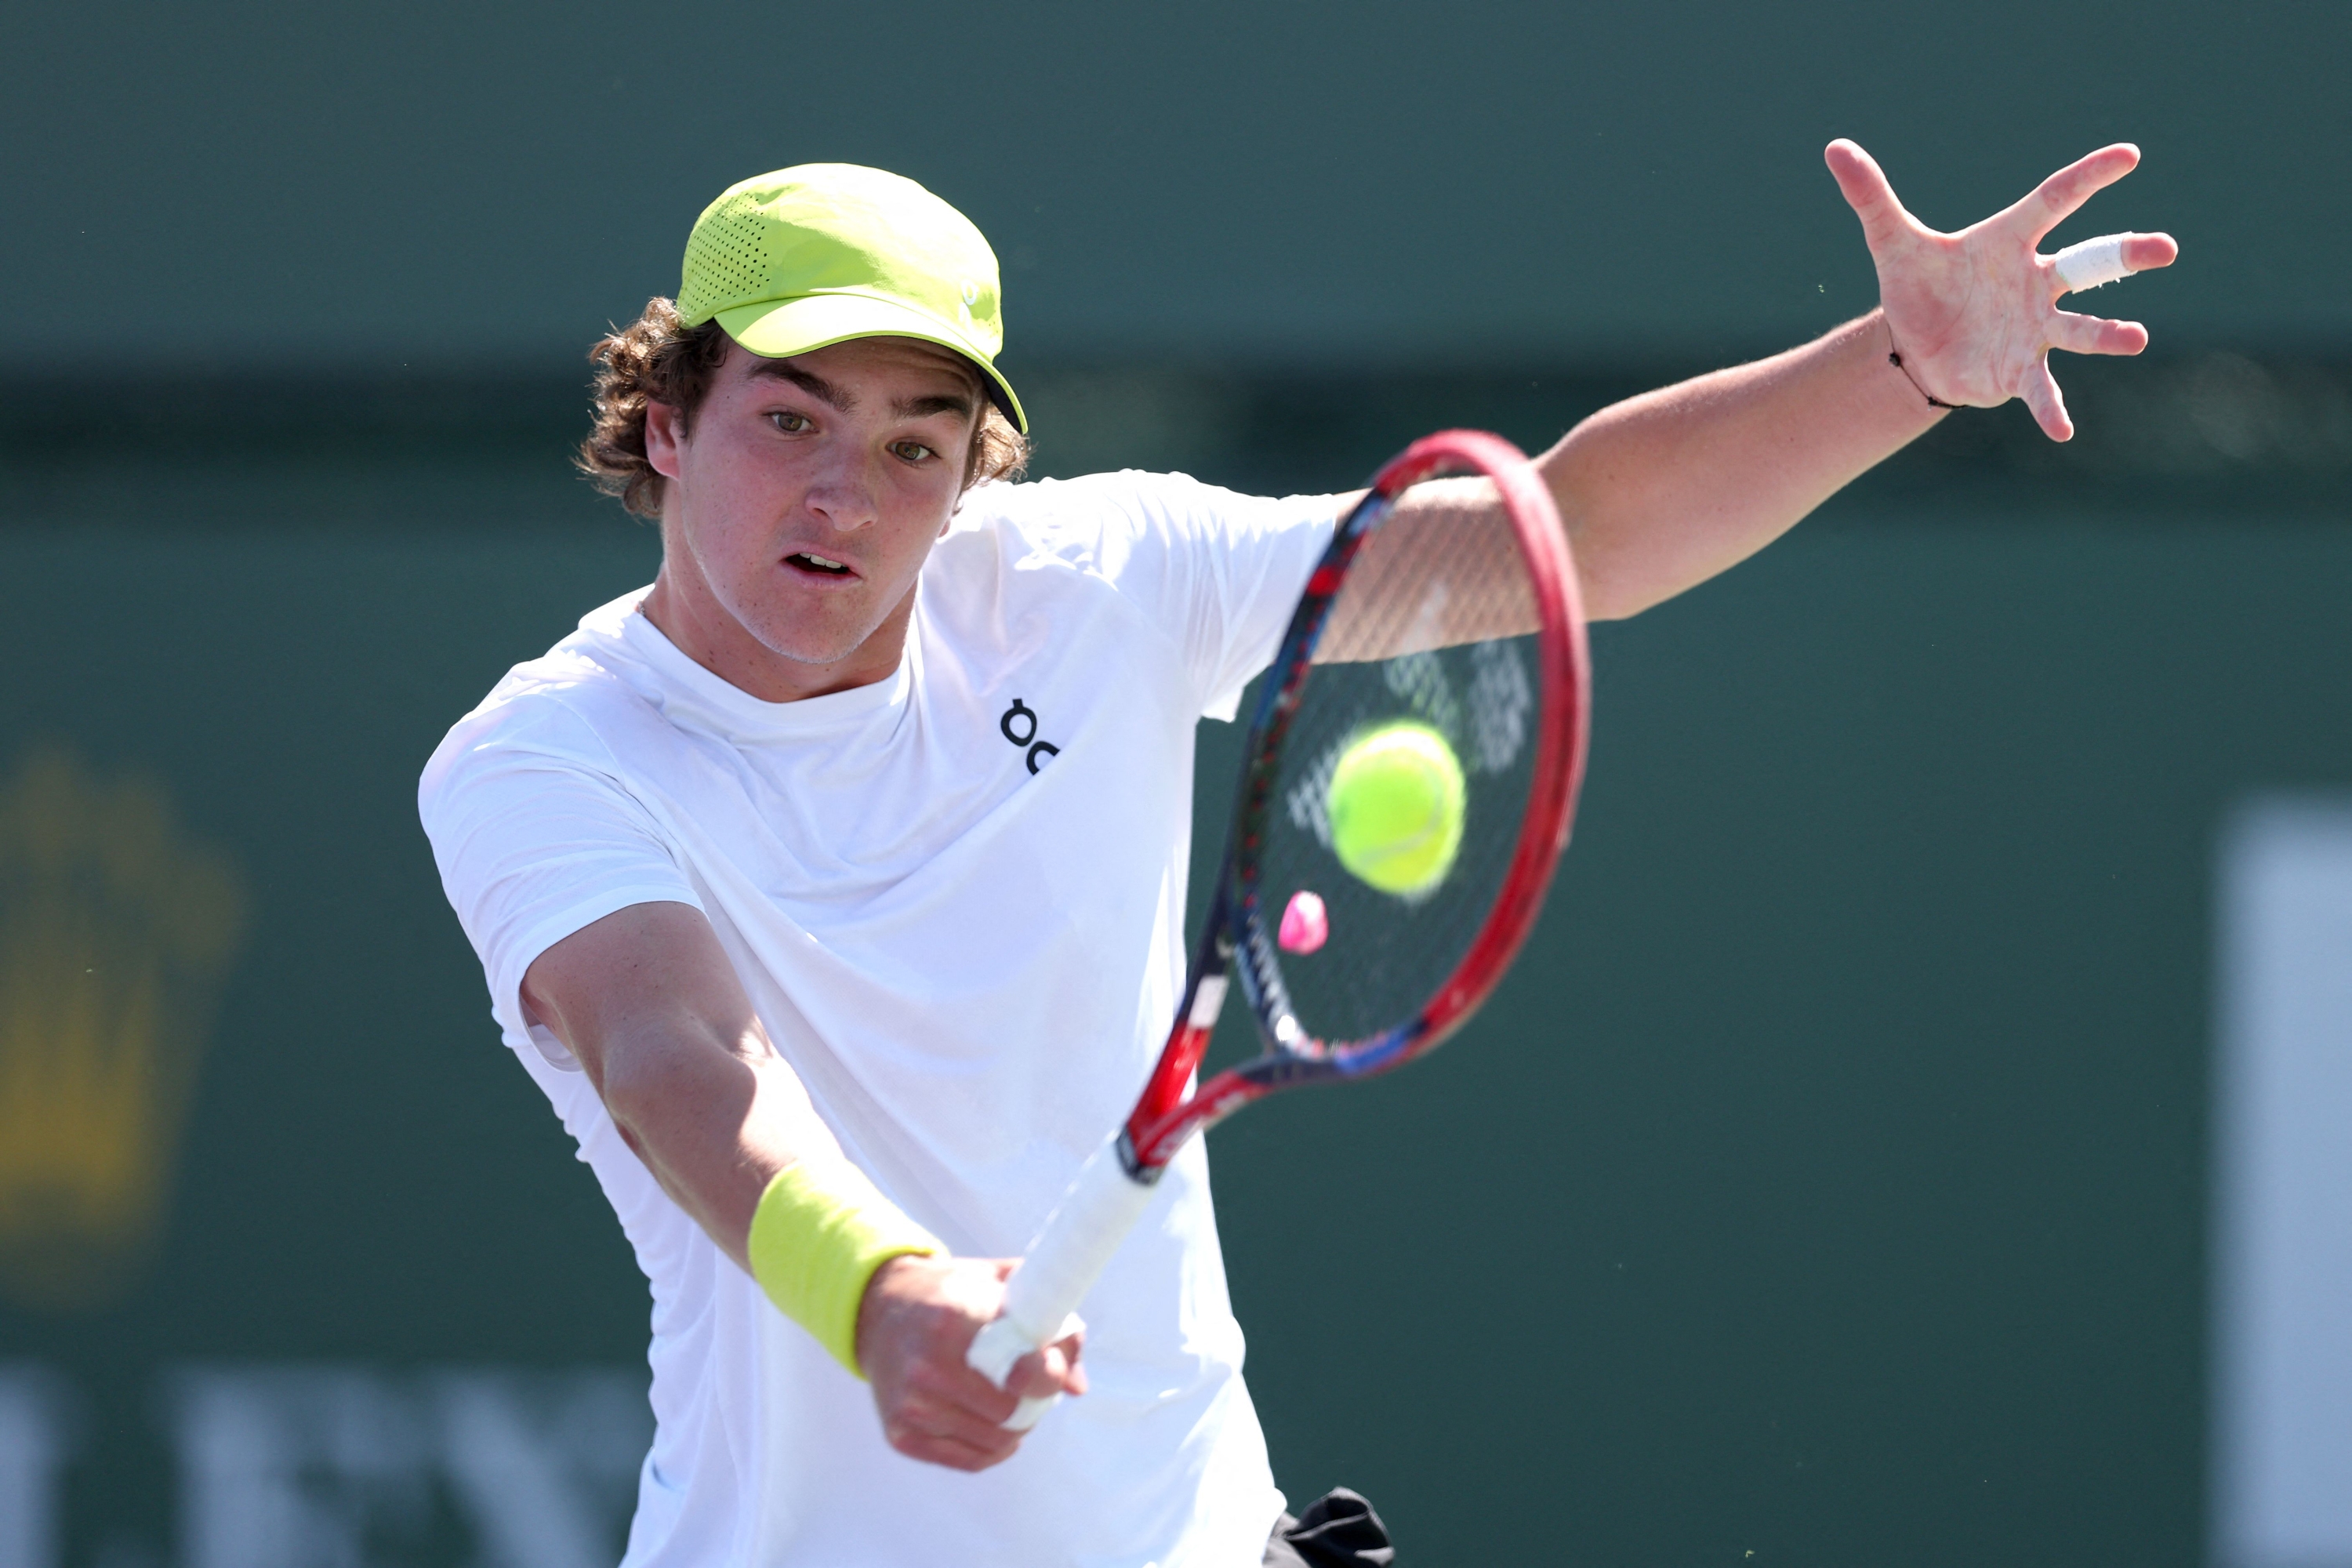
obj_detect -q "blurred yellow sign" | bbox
[0,747,246,1310]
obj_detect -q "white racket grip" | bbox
[964,1134,1157,1425]
[2053,234,2134,293]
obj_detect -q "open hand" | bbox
[1825,140,2179,441]
[855,1253,1086,1472]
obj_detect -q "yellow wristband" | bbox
[746,1159,944,1377]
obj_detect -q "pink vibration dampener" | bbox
[1277,889,1329,954]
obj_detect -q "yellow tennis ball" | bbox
[1326,723,1466,897]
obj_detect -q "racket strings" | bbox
[1248,501,1546,1051]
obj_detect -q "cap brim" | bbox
[715,292,1027,434]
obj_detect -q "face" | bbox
[641,336,982,702]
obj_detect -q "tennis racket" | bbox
[966,429,1592,1425]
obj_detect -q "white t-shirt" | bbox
[419,470,1338,1568]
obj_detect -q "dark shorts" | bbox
[1262,1488,1396,1566]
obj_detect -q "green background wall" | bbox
[4,0,2344,366]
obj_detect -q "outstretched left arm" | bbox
[1382,140,2179,624]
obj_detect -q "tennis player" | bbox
[419,146,2172,1566]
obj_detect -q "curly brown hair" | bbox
[577,296,1030,519]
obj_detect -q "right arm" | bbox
[520,900,1083,1471]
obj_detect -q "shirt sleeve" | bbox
[419,702,702,1068]
[1019,470,1341,723]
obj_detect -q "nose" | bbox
[801,441,882,534]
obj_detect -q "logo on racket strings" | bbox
[1463,640,1533,773]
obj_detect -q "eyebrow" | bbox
[891,390,978,421]
[744,359,978,423]
[746,359,849,410]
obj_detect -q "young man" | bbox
[421,152,2171,1566]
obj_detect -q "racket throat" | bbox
[1122,913,1242,1173]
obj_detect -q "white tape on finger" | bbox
[2053,234,2134,293]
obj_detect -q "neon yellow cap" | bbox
[677,164,1026,434]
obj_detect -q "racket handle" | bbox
[964,1132,1157,1427]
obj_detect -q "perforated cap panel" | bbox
[679,193,775,318]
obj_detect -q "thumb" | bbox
[1010,1339,1087,1399]
[1824,139,1912,252]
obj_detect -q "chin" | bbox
[720,583,904,674]
[751,619,880,671]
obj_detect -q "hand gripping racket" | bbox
[966,430,1592,1426]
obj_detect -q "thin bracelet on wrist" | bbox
[1884,328,1960,412]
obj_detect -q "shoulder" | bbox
[943,470,1330,579]
[419,595,667,814]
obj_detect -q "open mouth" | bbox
[785,551,854,578]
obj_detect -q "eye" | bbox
[889,440,938,463]
[768,410,811,434]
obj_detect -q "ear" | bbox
[645,400,688,482]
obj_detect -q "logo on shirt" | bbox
[998,699,1061,775]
